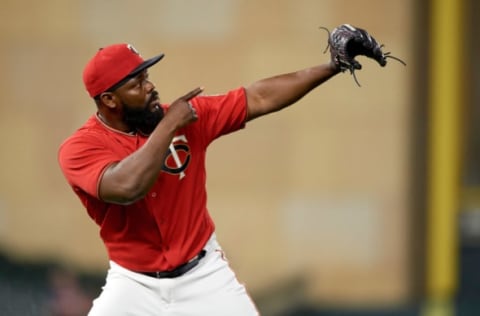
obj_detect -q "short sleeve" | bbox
[58,132,120,198]
[190,87,247,144]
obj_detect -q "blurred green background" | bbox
[0,0,478,315]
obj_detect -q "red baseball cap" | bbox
[83,43,164,98]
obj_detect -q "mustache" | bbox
[146,91,159,106]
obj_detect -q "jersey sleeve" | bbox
[58,132,120,199]
[190,87,247,144]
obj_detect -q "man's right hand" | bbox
[164,87,204,130]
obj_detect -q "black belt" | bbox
[138,250,206,279]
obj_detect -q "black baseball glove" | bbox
[321,24,406,86]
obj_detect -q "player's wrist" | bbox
[328,60,341,73]
[155,116,180,136]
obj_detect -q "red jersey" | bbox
[58,88,247,272]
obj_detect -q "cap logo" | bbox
[127,44,140,55]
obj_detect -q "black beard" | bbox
[122,92,164,135]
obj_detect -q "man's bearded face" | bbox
[121,91,164,135]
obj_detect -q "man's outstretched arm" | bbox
[245,62,339,121]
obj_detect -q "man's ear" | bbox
[98,92,117,109]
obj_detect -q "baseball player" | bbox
[58,25,399,315]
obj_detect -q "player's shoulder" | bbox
[190,87,246,109]
[194,87,245,100]
[58,115,108,151]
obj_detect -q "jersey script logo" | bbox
[162,135,191,179]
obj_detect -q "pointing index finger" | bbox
[182,87,204,101]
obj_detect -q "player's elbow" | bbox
[98,169,149,205]
[100,184,147,205]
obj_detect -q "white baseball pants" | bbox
[88,233,259,315]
